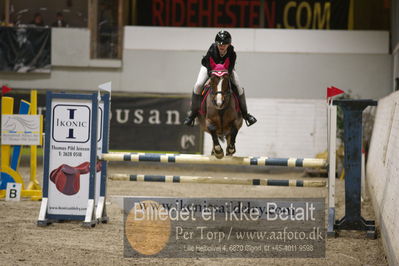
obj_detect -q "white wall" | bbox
[367,90,399,266]
[120,49,391,99]
[203,98,328,158]
[125,27,389,54]
[51,28,122,68]
[52,28,90,67]
[121,27,391,100]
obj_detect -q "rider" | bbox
[183,30,257,127]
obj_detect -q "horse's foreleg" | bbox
[207,122,224,159]
[226,126,238,156]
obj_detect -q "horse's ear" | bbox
[210,57,217,70]
[223,58,230,70]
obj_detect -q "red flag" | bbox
[327,86,345,98]
[1,85,12,94]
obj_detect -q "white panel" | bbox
[1,67,121,91]
[367,91,399,266]
[118,50,391,100]
[1,50,391,100]
[254,30,389,54]
[124,26,389,54]
[124,27,216,51]
[51,28,121,69]
[203,99,327,158]
[237,52,392,99]
[124,27,257,52]
[51,28,90,66]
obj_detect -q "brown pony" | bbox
[197,58,243,159]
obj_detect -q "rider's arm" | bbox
[228,46,236,73]
[201,44,214,74]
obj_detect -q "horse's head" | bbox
[209,58,231,109]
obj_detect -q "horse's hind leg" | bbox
[226,126,238,156]
[208,123,224,159]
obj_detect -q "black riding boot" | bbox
[238,91,257,126]
[183,93,202,126]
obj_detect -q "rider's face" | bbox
[217,44,229,55]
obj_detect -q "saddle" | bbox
[50,161,102,196]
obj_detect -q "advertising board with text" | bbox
[123,197,325,258]
[47,99,93,217]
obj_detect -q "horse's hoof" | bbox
[213,145,224,159]
[215,152,224,159]
[226,145,236,156]
[226,149,235,156]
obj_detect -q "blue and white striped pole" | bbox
[108,174,326,187]
[100,153,327,169]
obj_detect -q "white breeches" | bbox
[193,66,244,95]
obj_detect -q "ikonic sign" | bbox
[48,101,94,217]
[52,105,91,143]
[37,92,108,226]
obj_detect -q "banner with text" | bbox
[137,0,350,29]
[109,95,201,153]
[123,197,325,258]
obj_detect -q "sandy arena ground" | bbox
[0,161,388,266]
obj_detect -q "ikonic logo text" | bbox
[56,108,88,139]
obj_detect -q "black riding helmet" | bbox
[215,30,232,45]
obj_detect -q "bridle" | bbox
[210,70,232,109]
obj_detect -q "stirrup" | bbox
[243,114,257,126]
[183,115,196,126]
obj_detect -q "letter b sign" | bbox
[6,183,21,201]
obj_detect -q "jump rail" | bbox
[109,174,327,187]
[100,153,327,169]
